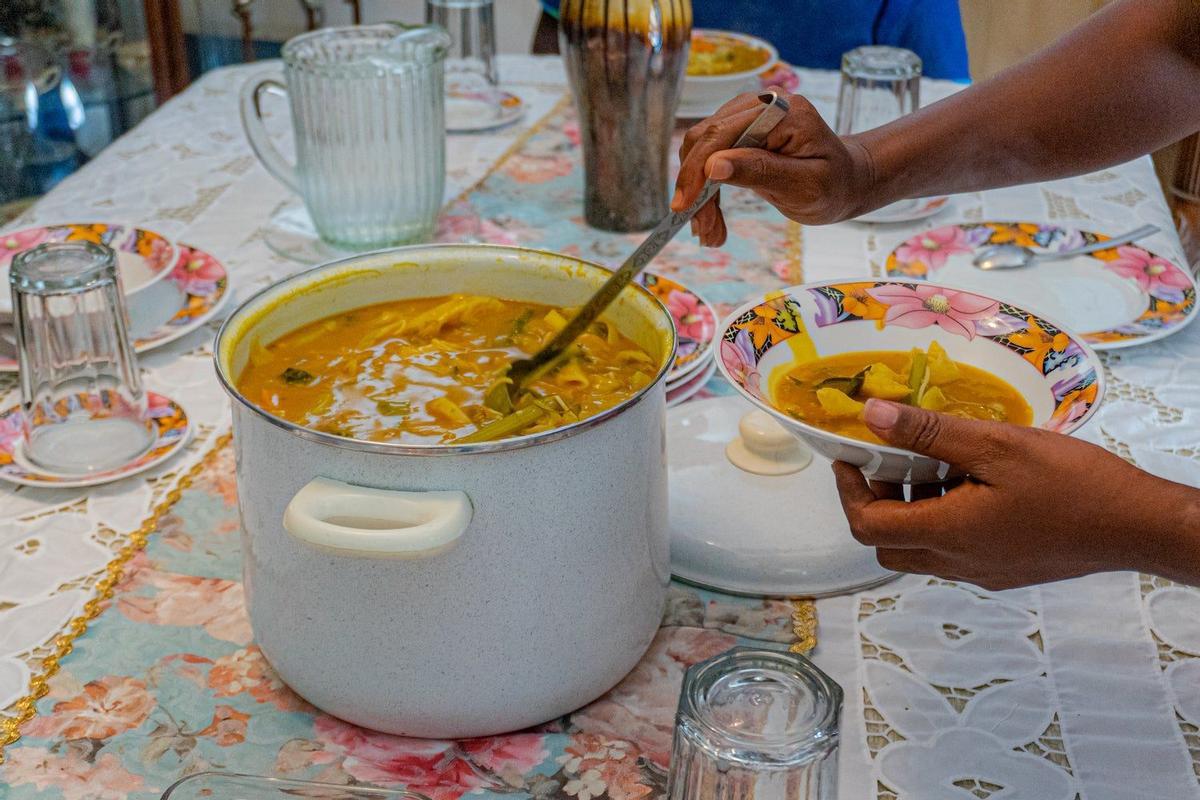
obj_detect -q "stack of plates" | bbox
[635,273,720,408]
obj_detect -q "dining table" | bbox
[1,54,1199,800]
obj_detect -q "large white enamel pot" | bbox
[215,244,676,738]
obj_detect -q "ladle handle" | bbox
[511,90,791,388]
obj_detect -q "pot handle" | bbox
[283,477,472,558]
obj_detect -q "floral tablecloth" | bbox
[1,446,808,800]
[3,56,1200,800]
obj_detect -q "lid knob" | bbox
[725,410,812,475]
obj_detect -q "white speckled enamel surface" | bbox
[220,245,675,738]
[233,388,669,738]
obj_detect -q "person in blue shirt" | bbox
[533,0,970,82]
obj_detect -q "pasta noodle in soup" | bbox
[236,295,659,444]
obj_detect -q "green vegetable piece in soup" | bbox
[815,368,867,396]
[375,400,411,416]
[907,349,929,404]
[281,367,316,385]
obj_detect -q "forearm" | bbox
[1118,475,1200,586]
[849,0,1200,209]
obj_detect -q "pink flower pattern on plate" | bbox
[720,336,762,398]
[665,289,714,342]
[867,284,1000,341]
[893,226,973,272]
[1105,245,1193,298]
[0,227,51,257]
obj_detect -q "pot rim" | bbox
[214,243,679,456]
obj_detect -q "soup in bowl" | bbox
[681,30,779,113]
[716,279,1105,483]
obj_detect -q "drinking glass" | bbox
[241,25,451,251]
[667,647,842,800]
[834,45,921,136]
[10,241,153,474]
[425,0,509,131]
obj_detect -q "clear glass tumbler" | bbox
[240,25,451,250]
[834,45,921,136]
[425,0,507,132]
[10,241,153,474]
[667,647,842,800]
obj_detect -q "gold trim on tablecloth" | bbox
[0,433,233,763]
[790,599,818,653]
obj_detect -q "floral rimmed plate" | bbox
[717,279,1105,483]
[637,272,718,383]
[667,356,717,408]
[856,195,949,224]
[0,222,177,314]
[0,391,191,488]
[676,62,801,119]
[885,221,1198,349]
[0,242,228,372]
[446,89,524,133]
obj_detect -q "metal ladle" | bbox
[505,90,790,398]
[972,223,1159,271]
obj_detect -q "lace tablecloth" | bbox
[2,55,1200,799]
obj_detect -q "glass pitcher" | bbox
[240,25,451,251]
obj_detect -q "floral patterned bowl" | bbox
[0,222,178,315]
[716,279,1106,483]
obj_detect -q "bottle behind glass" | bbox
[559,0,692,232]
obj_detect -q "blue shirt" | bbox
[541,0,970,82]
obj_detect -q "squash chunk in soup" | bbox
[772,342,1032,445]
[236,295,658,444]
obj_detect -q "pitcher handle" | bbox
[239,76,301,194]
[283,477,472,558]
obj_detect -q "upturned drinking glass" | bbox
[834,45,921,136]
[425,0,507,131]
[10,241,153,474]
[667,647,842,800]
[241,25,451,250]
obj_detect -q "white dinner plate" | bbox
[885,221,1198,349]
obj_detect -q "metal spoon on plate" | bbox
[462,90,791,442]
[973,223,1159,271]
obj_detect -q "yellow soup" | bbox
[687,33,772,76]
[236,295,658,444]
[772,344,1033,445]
